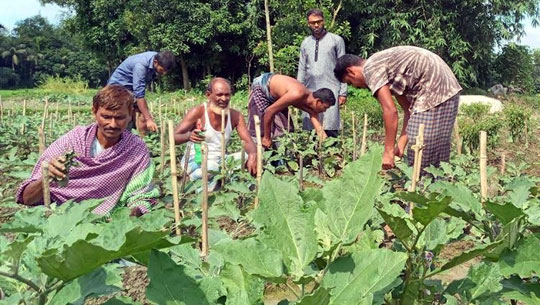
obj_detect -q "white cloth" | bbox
[90,137,104,157]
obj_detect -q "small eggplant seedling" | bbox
[54,150,79,187]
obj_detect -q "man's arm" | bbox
[173,107,205,144]
[394,95,411,157]
[21,156,66,205]
[232,111,257,175]
[375,85,399,169]
[132,64,157,131]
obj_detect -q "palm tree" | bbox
[1,44,28,71]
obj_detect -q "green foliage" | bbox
[459,112,502,153]
[495,43,535,93]
[38,75,89,95]
[460,103,491,120]
[345,88,384,130]
[502,103,531,142]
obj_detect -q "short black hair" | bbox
[155,51,177,71]
[334,54,365,82]
[206,77,232,93]
[307,9,324,19]
[313,88,335,106]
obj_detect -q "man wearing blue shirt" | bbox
[108,51,176,135]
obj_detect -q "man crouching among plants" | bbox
[16,85,159,216]
[174,77,257,189]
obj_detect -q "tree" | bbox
[495,43,534,93]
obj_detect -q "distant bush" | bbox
[38,75,89,95]
[346,88,383,130]
[0,68,21,89]
[460,103,491,120]
[462,87,488,95]
[503,104,531,142]
[459,114,502,153]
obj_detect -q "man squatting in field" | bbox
[17,85,159,216]
[298,9,348,138]
[248,73,336,149]
[108,50,176,136]
[334,46,462,171]
[174,77,257,189]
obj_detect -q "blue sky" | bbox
[1,0,540,50]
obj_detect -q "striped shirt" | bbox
[363,46,462,113]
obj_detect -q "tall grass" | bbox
[38,75,89,95]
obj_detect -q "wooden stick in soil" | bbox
[0,95,3,123]
[454,120,462,155]
[159,120,166,176]
[21,100,27,134]
[408,123,425,215]
[360,113,368,157]
[38,127,45,155]
[254,115,263,208]
[525,121,529,148]
[352,112,357,161]
[168,120,182,236]
[41,97,49,131]
[180,142,191,194]
[480,131,488,203]
[240,140,245,172]
[41,161,51,208]
[299,154,304,191]
[68,100,72,125]
[500,153,506,176]
[221,109,226,185]
[318,126,323,177]
[201,143,209,258]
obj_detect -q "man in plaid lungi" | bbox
[248,73,336,149]
[334,46,462,170]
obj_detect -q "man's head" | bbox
[206,77,232,114]
[153,51,176,75]
[334,54,367,88]
[306,9,325,36]
[311,88,335,113]
[92,85,133,144]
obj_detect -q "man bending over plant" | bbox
[174,77,257,188]
[248,73,336,149]
[17,85,159,216]
[334,46,462,171]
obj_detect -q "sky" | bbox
[1,0,540,50]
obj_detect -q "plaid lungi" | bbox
[406,94,459,170]
[248,81,293,138]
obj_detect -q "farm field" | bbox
[1,89,540,305]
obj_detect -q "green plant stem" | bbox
[0,270,42,295]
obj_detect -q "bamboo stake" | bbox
[21,100,27,134]
[454,120,462,155]
[180,142,192,194]
[254,115,263,208]
[41,161,51,208]
[240,140,246,172]
[525,121,529,148]
[68,100,73,125]
[318,126,323,177]
[201,143,209,258]
[287,109,290,131]
[38,127,45,154]
[41,97,49,131]
[160,120,166,175]
[168,120,182,236]
[360,113,368,156]
[480,131,488,203]
[299,155,304,191]
[221,109,226,185]
[500,153,506,176]
[0,95,3,123]
[409,124,425,215]
[352,112,357,161]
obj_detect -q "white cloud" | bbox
[516,23,540,50]
[0,0,70,31]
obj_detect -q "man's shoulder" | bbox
[326,32,344,42]
[122,132,150,152]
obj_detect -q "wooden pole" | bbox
[21,100,27,134]
[500,153,506,176]
[299,154,304,191]
[254,115,263,208]
[201,143,209,258]
[168,120,182,236]
[352,112,357,161]
[525,121,529,148]
[41,97,49,132]
[221,109,226,185]
[68,100,73,125]
[480,131,488,203]
[160,120,166,176]
[38,127,45,155]
[180,142,191,194]
[240,140,246,172]
[41,161,51,208]
[409,123,425,215]
[454,120,462,156]
[287,109,290,132]
[0,95,3,123]
[318,126,323,177]
[360,113,368,156]
[264,0,274,72]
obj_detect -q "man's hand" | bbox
[145,119,158,132]
[262,136,272,149]
[48,156,67,180]
[246,154,257,176]
[189,129,205,143]
[394,135,408,158]
[338,96,347,106]
[382,149,395,170]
